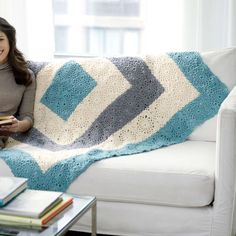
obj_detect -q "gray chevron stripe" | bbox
[70,57,164,148]
[13,58,164,150]
[11,128,61,151]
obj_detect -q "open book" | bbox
[0,116,13,126]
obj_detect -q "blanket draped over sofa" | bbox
[0,52,229,191]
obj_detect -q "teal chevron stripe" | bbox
[132,52,229,149]
[40,61,97,121]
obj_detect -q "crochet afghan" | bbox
[0,52,229,191]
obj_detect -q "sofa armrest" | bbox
[212,87,236,236]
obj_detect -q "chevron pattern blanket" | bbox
[0,52,229,191]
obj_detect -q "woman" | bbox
[0,17,36,148]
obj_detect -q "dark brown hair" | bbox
[0,17,31,85]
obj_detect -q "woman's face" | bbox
[0,31,10,64]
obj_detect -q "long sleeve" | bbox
[17,70,36,127]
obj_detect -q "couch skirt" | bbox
[73,200,213,236]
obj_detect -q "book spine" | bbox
[0,214,41,225]
[42,198,73,225]
[0,200,4,207]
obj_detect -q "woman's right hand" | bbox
[0,116,14,134]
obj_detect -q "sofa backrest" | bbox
[28,47,236,143]
[188,47,236,141]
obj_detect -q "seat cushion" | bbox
[67,140,215,207]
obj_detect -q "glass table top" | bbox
[0,195,96,236]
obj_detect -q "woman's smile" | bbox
[0,31,10,64]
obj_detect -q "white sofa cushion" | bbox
[189,47,236,142]
[67,140,215,207]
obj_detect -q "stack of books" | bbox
[0,177,73,227]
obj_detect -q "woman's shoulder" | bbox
[26,69,36,89]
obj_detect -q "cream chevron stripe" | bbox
[6,138,94,172]
[100,54,200,150]
[34,58,131,145]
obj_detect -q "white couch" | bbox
[1,47,236,236]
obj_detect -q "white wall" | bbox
[227,0,236,46]
[0,0,55,61]
[0,0,235,59]
[141,0,184,53]
[0,0,29,56]
[24,0,55,61]
[183,0,236,51]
